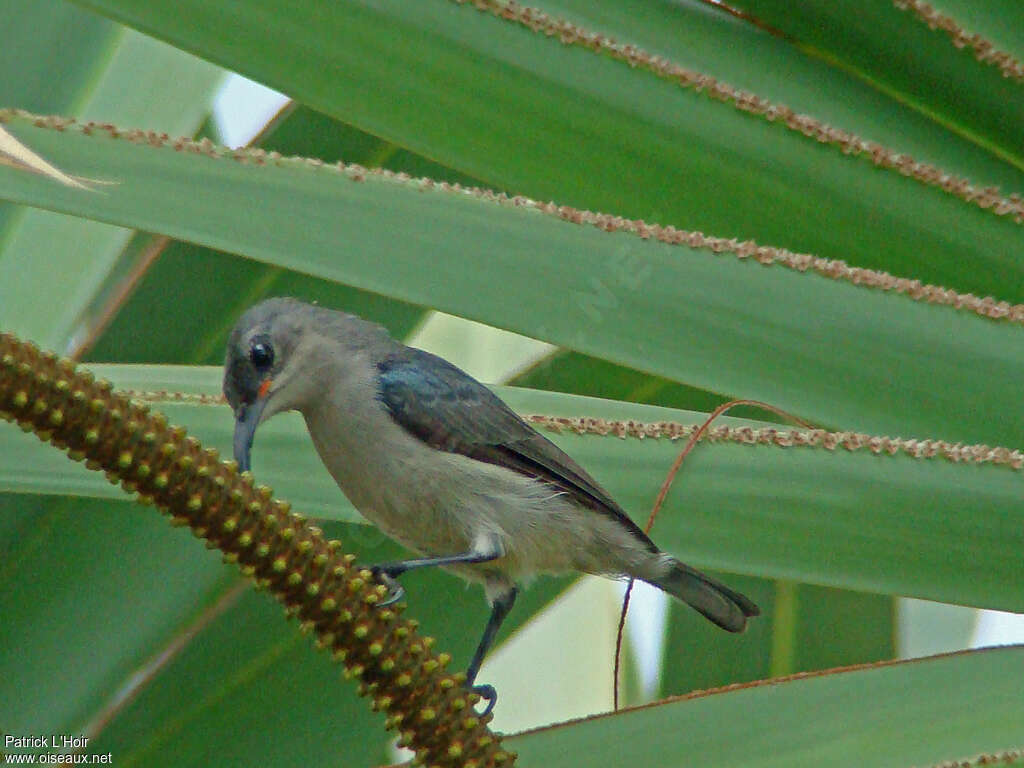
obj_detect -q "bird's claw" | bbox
[370,567,405,607]
[471,683,497,717]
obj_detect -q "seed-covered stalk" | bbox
[0,332,513,768]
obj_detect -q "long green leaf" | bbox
[0,11,222,351]
[82,236,426,367]
[0,114,1020,449]
[507,647,1024,767]
[730,0,1024,170]
[1,364,1020,613]
[0,0,117,116]
[540,0,1023,193]
[0,0,115,236]
[929,0,1024,62]
[66,0,1024,306]
[0,0,111,300]
[511,349,768,423]
[84,104,491,365]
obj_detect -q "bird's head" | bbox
[224,297,393,472]
[223,297,320,472]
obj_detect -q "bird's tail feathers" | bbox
[642,557,760,633]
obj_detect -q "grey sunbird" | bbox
[224,298,759,712]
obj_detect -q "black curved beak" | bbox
[233,397,267,473]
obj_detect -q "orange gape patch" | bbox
[258,378,273,399]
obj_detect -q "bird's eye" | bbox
[249,341,274,370]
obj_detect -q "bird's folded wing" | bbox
[376,348,654,547]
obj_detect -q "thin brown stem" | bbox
[612,399,814,709]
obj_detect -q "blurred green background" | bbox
[1,1,1022,765]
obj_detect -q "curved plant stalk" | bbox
[0,331,512,768]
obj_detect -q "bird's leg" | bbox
[366,537,513,713]
[368,535,504,607]
[370,570,406,607]
[464,585,517,716]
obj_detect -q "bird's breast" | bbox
[300,388,630,583]
[302,397,477,556]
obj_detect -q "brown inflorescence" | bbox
[451,0,1024,224]
[0,332,514,768]
[2,108,1021,326]
[929,747,1024,768]
[525,415,1024,470]
[76,390,1024,472]
[894,0,1024,82]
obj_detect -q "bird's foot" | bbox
[369,566,405,607]
[470,683,497,717]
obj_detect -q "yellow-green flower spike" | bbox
[0,330,511,768]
